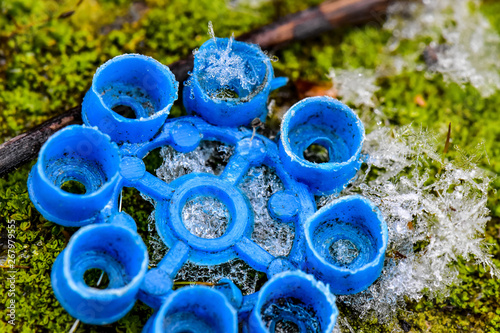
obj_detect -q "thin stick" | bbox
[443,122,452,155]
[68,319,80,333]
[119,190,123,213]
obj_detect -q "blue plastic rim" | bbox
[82,54,179,143]
[279,96,365,195]
[27,125,120,226]
[248,271,338,333]
[183,37,288,127]
[51,223,148,325]
[147,286,237,333]
[156,173,253,265]
[304,195,388,295]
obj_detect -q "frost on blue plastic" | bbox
[183,25,288,127]
[27,36,389,332]
[248,271,338,333]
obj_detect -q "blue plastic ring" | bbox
[82,54,179,143]
[279,96,365,195]
[27,125,121,226]
[304,195,388,294]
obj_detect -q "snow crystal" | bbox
[318,125,498,322]
[239,167,294,257]
[189,23,266,100]
[328,68,379,107]
[384,0,500,96]
[156,141,233,182]
[182,196,230,239]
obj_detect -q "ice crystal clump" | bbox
[182,196,230,239]
[156,141,233,182]
[175,259,263,295]
[239,167,294,257]
[318,125,498,322]
[329,239,359,266]
[190,22,266,100]
[328,68,379,107]
[385,0,500,96]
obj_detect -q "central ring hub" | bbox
[156,173,252,263]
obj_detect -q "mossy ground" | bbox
[1,0,499,332]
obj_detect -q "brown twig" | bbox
[443,122,451,155]
[1,265,31,269]
[0,106,82,175]
[0,0,391,177]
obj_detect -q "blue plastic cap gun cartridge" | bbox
[82,54,179,143]
[26,39,391,331]
[279,96,365,195]
[304,195,388,295]
[51,223,148,325]
[248,271,338,333]
[27,125,121,226]
[183,37,288,127]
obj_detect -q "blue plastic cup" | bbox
[304,195,388,294]
[147,286,237,333]
[51,223,148,324]
[279,96,365,195]
[183,38,287,127]
[82,54,178,143]
[248,271,337,333]
[28,125,120,226]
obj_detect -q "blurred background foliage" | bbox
[0,0,499,332]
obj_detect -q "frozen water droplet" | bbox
[329,239,359,265]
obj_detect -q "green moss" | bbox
[1,0,500,332]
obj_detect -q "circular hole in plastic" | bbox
[311,217,378,270]
[68,225,148,292]
[112,104,137,119]
[182,195,231,239]
[283,103,361,165]
[41,127,120,196]
[303,142,330,164]
[60,180,87,195]
[51,224,148,324]
[279,97,365,194]
[95,56,174,120]
[261,297,318,332]
[28,126,121,224]
[304,196,388,294]
[83,268,110,289]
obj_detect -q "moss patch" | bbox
[1,0,500,332]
